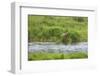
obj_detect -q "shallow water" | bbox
[28,42,88,53]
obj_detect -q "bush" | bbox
[61,30,81,44]
[73,17,85,22]
[69,31,81,43]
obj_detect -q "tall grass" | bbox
[28,15,88,44]
[28,51,88,61]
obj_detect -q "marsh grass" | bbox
[28,51,88,61]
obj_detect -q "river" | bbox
[28,42,88,53]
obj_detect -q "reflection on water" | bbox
[28,42,88,53]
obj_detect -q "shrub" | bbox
[61,30,81,44]
[69,31,81,43]
[73,17,85,22]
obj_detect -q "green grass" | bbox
[28,15,88,44]
[28,16,88,60]
[28,51,88,61]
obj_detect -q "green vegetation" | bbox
[28,15,88,44]
[28,51,88,61]
[28,15,88,61]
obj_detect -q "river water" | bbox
[28,42,88,53]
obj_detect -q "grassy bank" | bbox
[28,51,88,61]
[28,15,88,44]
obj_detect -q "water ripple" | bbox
[28,42,88,53]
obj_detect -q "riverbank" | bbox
[28,51,88,61]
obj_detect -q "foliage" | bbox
[28,15,88,44]
[28,51,88,61]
